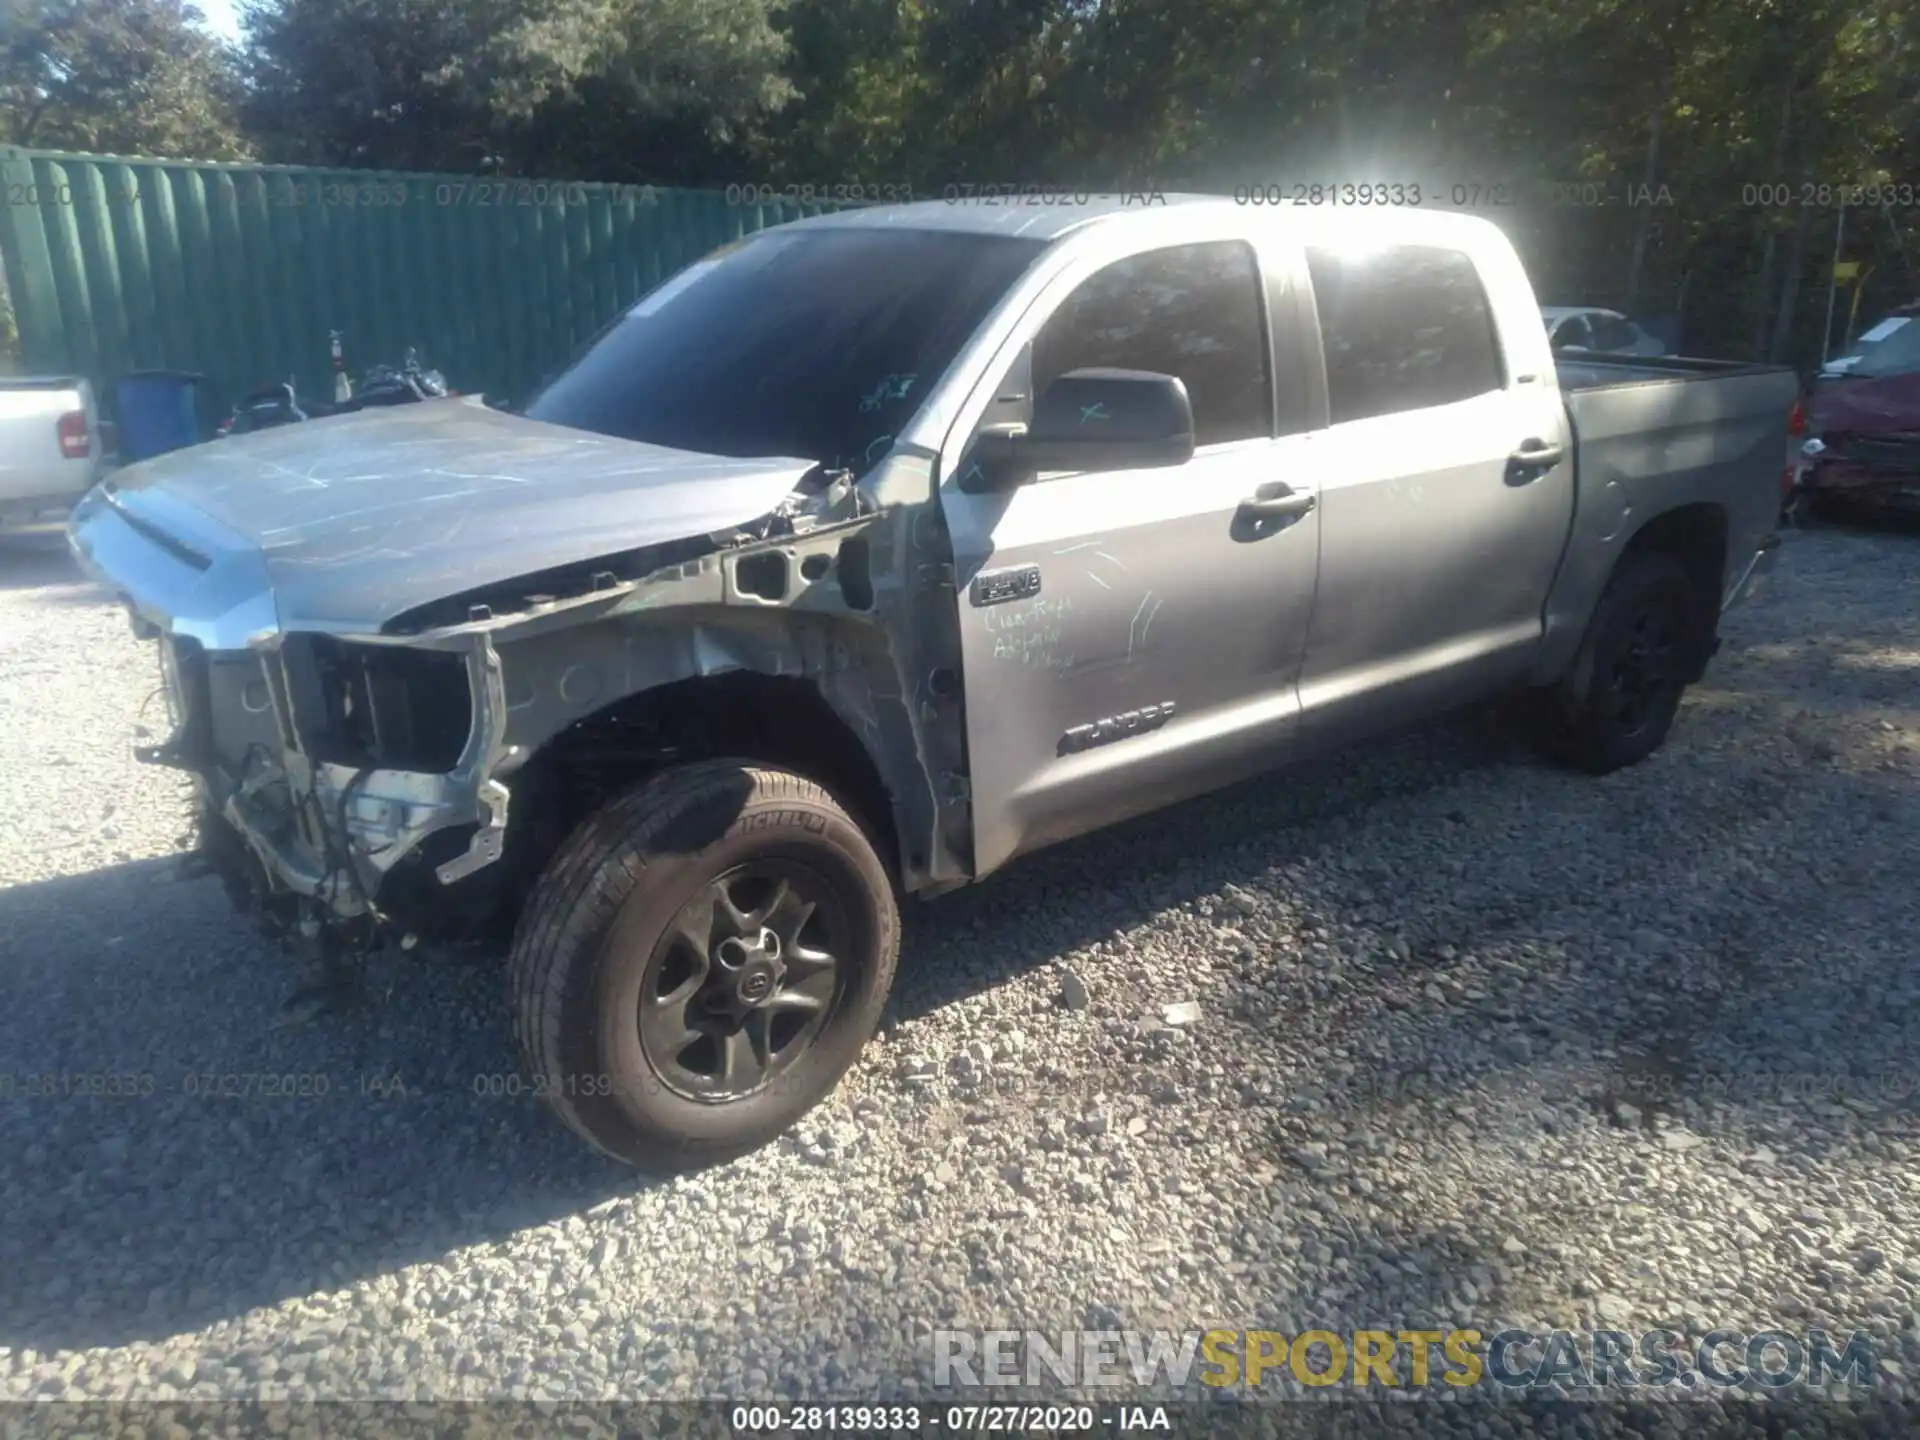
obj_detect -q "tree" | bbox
[137,0,1920,367]
[240,0,503,170]
[242,0,794,181]
[1,0,247,156]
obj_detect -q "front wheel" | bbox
[1535,550,1702,775]
[508,760,899,1171]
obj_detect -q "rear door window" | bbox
[1305,245,1505,424]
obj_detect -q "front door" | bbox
[939,235,1324,875]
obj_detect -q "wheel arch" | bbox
[488,661,912,936]
[524,666,898,856]
[1614,501,1728,681]
[1532,498,1729,689]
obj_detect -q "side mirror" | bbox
[969,368,1195,488]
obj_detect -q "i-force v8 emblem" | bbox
[971,564,1043,607]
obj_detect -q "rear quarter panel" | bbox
[1528,363,1800,684]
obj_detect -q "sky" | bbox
[196,0,242,41]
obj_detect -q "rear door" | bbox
[1295,237,1574,741]
[939,229,1324,874]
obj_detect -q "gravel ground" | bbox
[1,523,1917,1437]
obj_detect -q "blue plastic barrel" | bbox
[113,371,203,461]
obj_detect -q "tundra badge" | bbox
[1059,701,1177,755]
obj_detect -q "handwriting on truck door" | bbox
[985,594,1075,672]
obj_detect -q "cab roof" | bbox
[784,193,1234,243]
[784,194,1508,252]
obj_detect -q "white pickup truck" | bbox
[73,198,1796,1171]
[0,376,103,534]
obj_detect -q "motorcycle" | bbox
[357,347,452,407]
[218,379,308,435]
[216,343,451,437]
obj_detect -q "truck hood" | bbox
[72,399,817,641]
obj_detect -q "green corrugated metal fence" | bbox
[0,148,841,417]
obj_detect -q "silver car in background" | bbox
[1542,305,1668,356]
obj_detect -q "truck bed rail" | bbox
[1556,353,1794,392]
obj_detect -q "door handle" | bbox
[1509,438,1565,469]
[1238,482,1317,521]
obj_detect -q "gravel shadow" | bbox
[1218,630,1920,1330]
[1793,507,1920,539]
[1244,746,1918,1271]
[0,857,651,1353]
[0,536,94,595]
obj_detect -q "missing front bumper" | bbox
[144,631,516,924]
[198,761,509,923]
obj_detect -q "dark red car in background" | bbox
[1794,302,1920,520]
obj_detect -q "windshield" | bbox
[525,227,1048,473]
[1849,315,1920,379]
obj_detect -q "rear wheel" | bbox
[509,760,898,1171]
[1536,551,1702,775]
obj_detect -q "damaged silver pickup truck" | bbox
[70,198,1796,1171]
